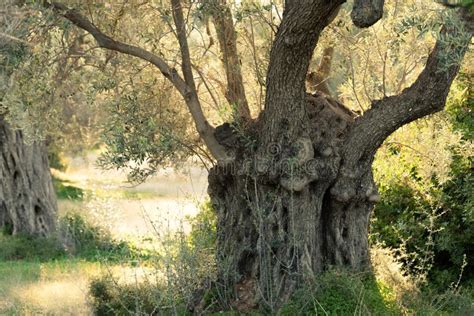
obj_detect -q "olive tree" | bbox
[37,0,471,309]
[0,1,57,236]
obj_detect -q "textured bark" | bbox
[205,3,472,311]
[0,116,57,236]
[208,93,371,311]
[351,0,385,28]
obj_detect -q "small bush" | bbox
[280,270,400,315]
[58,212,137,261]
[0,231,65,261]
[53,177,85,200]
[89,276,185,316]
[88,201,217,315]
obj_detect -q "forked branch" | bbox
[42,0,229,162]
[344,12,472,166]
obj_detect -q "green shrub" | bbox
[372,144,473,288]
[58,212,137,261]
[280,270,399,315]
[371,70,473,288]
[0,231,65,261]
[89,276,182,316]
[53,177,85,200]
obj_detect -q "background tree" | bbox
[0,1,57,236]
[14,0,472,310]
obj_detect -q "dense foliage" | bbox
[371,70,473,287]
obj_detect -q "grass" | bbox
[2,219,473,315]
[0,213,148,263]
[0,259,100,315]
[4,162,472,314]
[53,177,86,200]
[0,233,65,261]
[280,270,400,315]
[0,223,156,315]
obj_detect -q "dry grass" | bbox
[0,261,100,315]
[0,261,164,315]
[371,245,417,299]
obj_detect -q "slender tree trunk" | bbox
[0,116,57,236]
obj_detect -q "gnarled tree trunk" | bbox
[206,1,471,311]
[0,116,57,236]
[209,93,374,310]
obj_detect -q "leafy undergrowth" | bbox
[53,177,86,201]
[0,233,65,262]
[87,257,473,315]
[85,203,474,315]
[2,200,472,314]
[280,271,399,315]
[0,212,149,263]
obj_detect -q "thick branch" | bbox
[208,0,251,120]
[351,0,385,28]
[43,1,229,162]
[328,10,472,203]
[345,21,471,164]
[320,14,472,210]
[262,1,344,139]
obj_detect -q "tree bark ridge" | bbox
[262,0,344,142]
[0,116,57,236]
